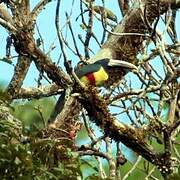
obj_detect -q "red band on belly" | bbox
[86,73,96,85]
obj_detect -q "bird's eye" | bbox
[76,61,88,68]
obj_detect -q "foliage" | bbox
[0,110,82,179]
[0,88,82,179]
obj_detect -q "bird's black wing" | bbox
[75,63,101,78]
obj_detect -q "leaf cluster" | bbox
[0,116,82,179]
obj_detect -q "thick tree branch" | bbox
[13,84,63,99]
[11,29,72,88]
[49,94,81,128]
[30,0,53,24]
[79,87,173,174]
[0,4,13,23]
[6,56,32,102]
[0,17,16,32]
[21,0,30,16]
[117,0,129,17]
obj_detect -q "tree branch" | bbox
[0,17,16,32]
[117,0,129,17]
[79,87,173,174]
[0,3,13,23]
[6,56,32,102]
[30,0,53,23]
[13,84,63,99]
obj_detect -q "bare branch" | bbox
[0,3,13,23]
[55,0,68,62]
[6,56,32,102]
[123,156,142,180]
[13,84,63,99]
[118,0,129,17]
[84,0,94,59]
[0,17,16,32]
[168,89,179,125]
[30,0,53,23]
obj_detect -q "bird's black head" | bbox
[94,58,110,68]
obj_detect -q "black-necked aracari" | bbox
[75,58,137,87]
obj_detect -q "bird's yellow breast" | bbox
[80,67,108,86]
[94,67,109,86]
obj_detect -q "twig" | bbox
[108,85,161,104]
[55,0,68,62]
[105,137,116,178]
[145,166,156,180]
[170,119,180,135]
[101,15,150,37]
[34,105,46,127]
[79,149,110,159]
[35,22,45,52]
[78,34,95,54]
[172,143,180,160]
[80,0,87,28]
[66,12,82,61]
[168,89,179,125]
[122,156,142,180]
[82,110,107,178]
[84,0,94,59]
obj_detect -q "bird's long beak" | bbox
[108,59,137,70]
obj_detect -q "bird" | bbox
[75,58,137,87]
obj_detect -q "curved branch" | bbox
[11,29,72,88]
[6,56,32,102]
[30,0,53,23]
[117,0,129,17]
[0,17,16,32]
[13,84,63,99]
